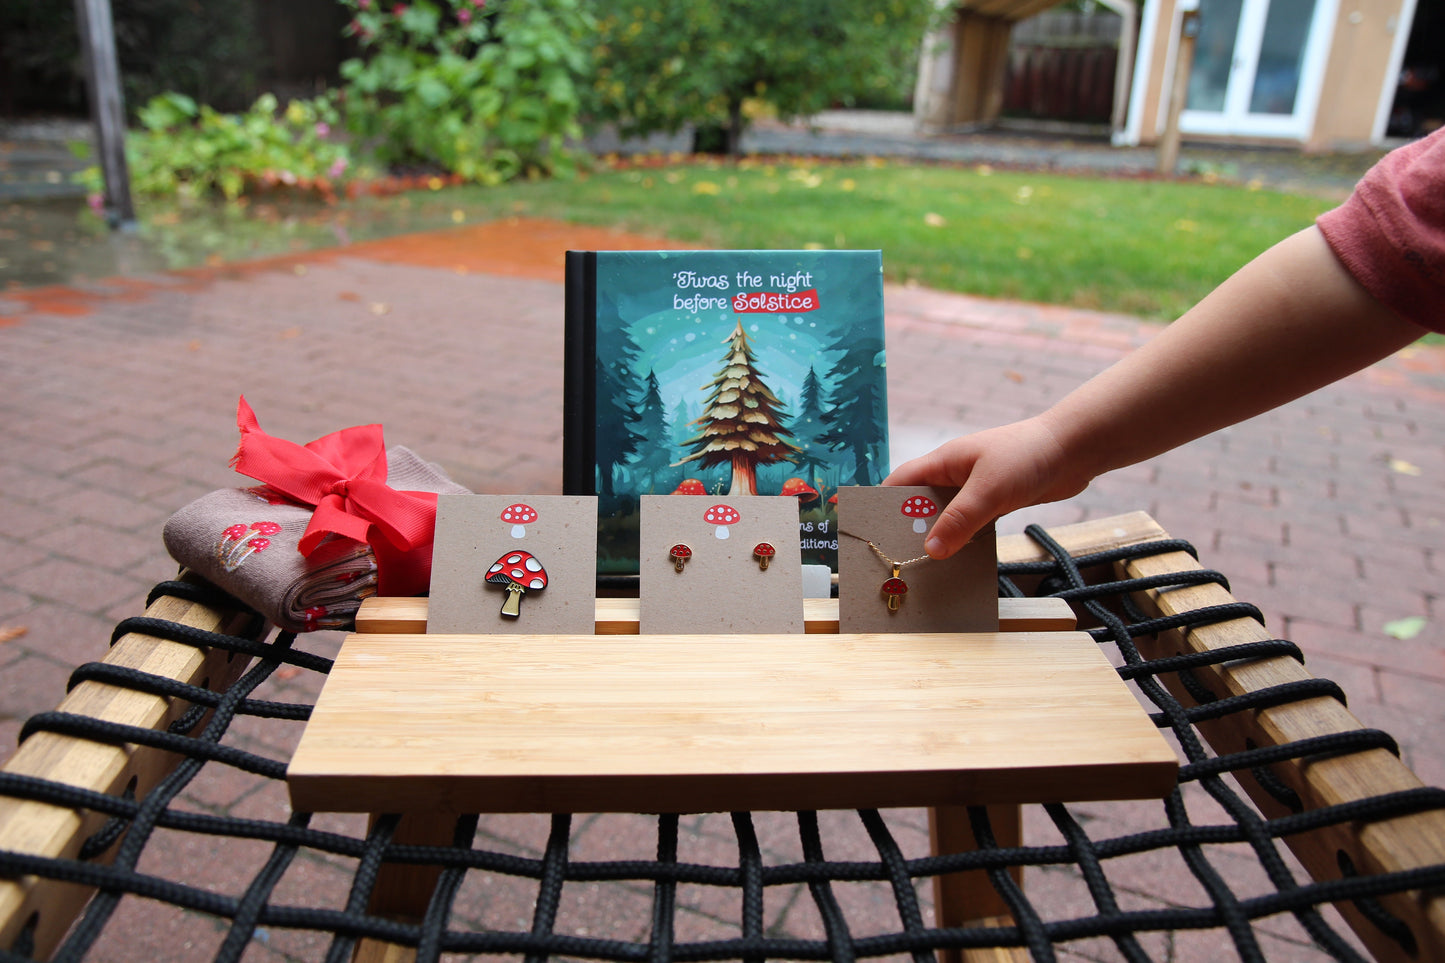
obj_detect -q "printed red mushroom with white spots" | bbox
[704,503,740,539]
[900,496,938,534]
[501,503,537,539]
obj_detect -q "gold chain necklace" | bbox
[839,530,930,611]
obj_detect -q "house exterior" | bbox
[1125,0,1418,149]
[917,0,1424,150]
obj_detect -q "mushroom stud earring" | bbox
[669,543,692,572]
[752,542,775,571]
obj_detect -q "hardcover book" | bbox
[564,249,889,576]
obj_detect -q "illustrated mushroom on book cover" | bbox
[564,249,889,575]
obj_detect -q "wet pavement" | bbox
[0,113,1437,963]
[0,110,1388,291]
[2,221,1443,960]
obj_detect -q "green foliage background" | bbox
[582,0,937,152]
[76,92,353,201]
[338,0,592,183]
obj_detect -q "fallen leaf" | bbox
[1389,458,1422,476]
[923,212,946,227]
[187,339,203,351]
[338,291,361,302]
[278,327,302,340]
[369,302,391,316]
[0,625,28,643]
[1383,616,1426,640]
[1003,370,1025,383]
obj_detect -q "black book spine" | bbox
[562,250,597,495]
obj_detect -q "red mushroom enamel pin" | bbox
[752,542,776,571]
[486,550,548,617]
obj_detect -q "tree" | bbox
[677,321,802,495]
[595,327,646,499]
[818,332,888,485]
[790,365,834,488]
[583,0,936,155]
[630,369,680,491]
[339,0,592,182]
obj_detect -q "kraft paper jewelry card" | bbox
[639,494,805,634]
[428,494,598,635]
[836,486,998,634]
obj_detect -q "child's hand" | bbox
[883,416,1090,559]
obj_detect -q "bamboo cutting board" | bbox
[287,632,1178,814]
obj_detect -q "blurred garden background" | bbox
[0,0,1404,318]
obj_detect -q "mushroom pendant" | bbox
[881,564,908,611]
[486,550,548,617]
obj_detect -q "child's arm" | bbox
[886,226,1428,559]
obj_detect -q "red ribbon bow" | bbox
[229,396,439,595]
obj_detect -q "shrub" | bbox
[338,0,592,184]
[582,0,938,155]
[77,91,354,202]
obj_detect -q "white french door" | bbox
[1181,0,1336,139]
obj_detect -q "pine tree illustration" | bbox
[631,369,678,491]
[791,364,833,489]
[818,326,887,485]
[677,321,801,495]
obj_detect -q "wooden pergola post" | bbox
[73,0,136,230]
[948,9,1016,127]
[1156,4,1200,175]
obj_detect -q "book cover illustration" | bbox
[568,249,889,574]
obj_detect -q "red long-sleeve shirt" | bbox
[1317,127,1445,333]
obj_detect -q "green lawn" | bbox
[441,156,1335,321]
[12,155,1335,318]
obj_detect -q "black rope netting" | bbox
[2,528,1444,963]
